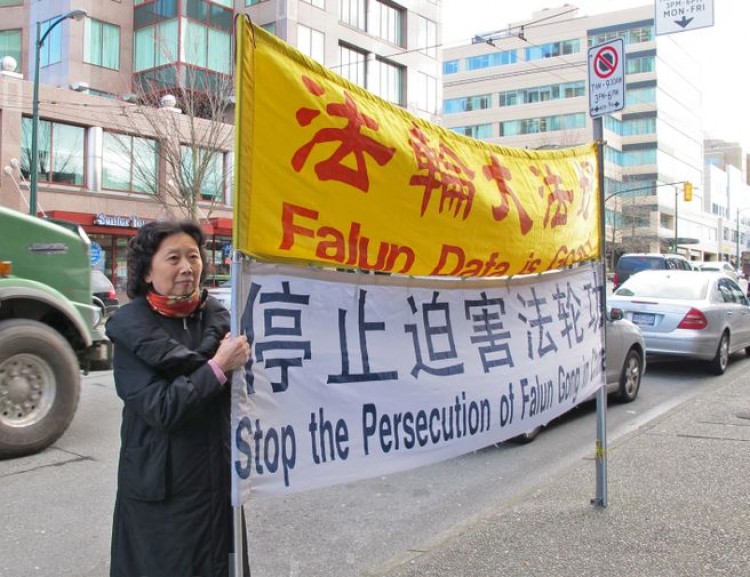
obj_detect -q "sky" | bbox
[441,0,748,149]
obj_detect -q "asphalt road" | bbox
[1,354,739,577]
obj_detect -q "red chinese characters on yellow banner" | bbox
[234,19,600,278]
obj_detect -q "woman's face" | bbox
[145,232,203,296]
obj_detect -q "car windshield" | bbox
[614,273,708,299]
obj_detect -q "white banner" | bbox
[231,261,605,502]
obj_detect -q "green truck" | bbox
[0,206,113,458]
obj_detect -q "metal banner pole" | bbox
[231,250,245,577]
[593,116,608,508]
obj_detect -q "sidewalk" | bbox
[375,373,750,577]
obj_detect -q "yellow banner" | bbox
[234,18,601,278]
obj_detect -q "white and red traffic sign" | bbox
[588,39,625,118]
[655,0,714,36]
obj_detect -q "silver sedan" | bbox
[609,269,750,375]
[512,307,645,443]
[604,307,645,402]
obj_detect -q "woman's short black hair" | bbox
[126,220,207,298]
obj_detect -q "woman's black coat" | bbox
[106,295,248,577]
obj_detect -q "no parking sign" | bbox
[588,39,625,118]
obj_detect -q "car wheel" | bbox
[615,348,642,403]
[0,319,81,458]
[509,426,543,444]
[708,332,730,375]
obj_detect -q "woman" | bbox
[106,220,250,577]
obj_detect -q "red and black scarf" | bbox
[146,289,202,318]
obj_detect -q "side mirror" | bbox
[608,307,624,321]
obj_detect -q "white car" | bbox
[696,261,748,294]
[206,280,231,310]
[696,260,738,279]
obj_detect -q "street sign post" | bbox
[587,39,625,119]
[655,0,714,35]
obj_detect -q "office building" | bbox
[442,4,740,263]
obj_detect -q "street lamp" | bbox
[28,9,87,216]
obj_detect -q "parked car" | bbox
[609,269,750,375]
[696,261,740,281]
[206,279,231,310]
[696,261,749,295]
[513,306,645,443]
[612,253,694,290]
[91,269,120,317]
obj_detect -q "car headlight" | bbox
[91,306,103,328]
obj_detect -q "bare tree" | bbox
[606,194,658,265]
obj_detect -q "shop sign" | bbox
[93,214,147,228]
[90,241,104,266]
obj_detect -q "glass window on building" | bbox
[626,55,655,74]
[443,59,459,74]
[621,116,656,136]
[629,26,653,43]
[184,0,233,31]
[443,94,491,114]
[339,43,367,88]
[261,22,276,35]
[498,91,518,107]
[0,0,23,5]
[499,120,521,137]
[373,57,404,106]
[340,0,366,31]
[134,20,179,71]
[465,50,515,71]
[205,237,232,277]
[525,39,579,61]
[298,24,324,64]
[84,18,121,70]
[0,29,21,70]
[40,16,65,67]
[500,81,583,106]
[622,147,657,166]
[21,118,85,186]
[590,24,653,47]
[207,27,231,73]
[184,20,209,68]
[371,0,403,46]
[180,145,226,204]
[113,236,129,295]
[181,19,231,74]
[103,132,158,194]
[416,15,437,58]
[451,124,492,139]
[134,0,178,26]
[416,71,437,116]
[500,113,584,136]
[626,86,656,106]
[301,0,325,7]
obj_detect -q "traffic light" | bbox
[683,181,693,202]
